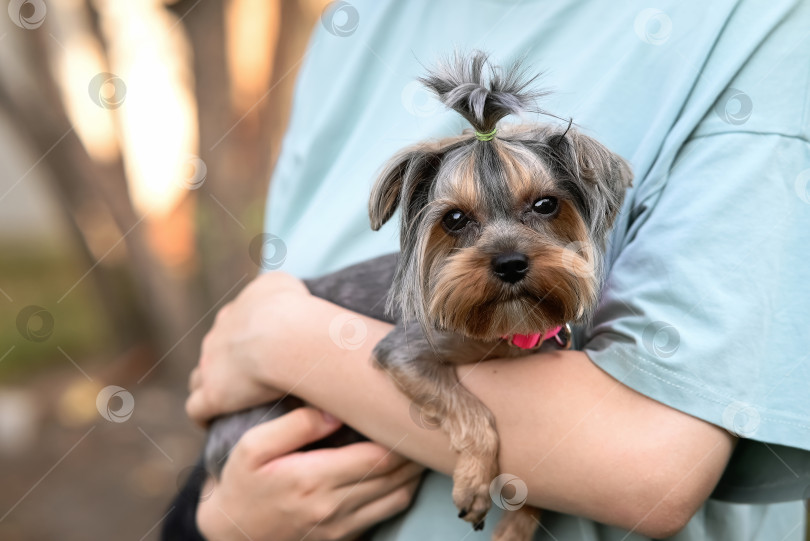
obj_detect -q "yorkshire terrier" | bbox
[163,51,632,541]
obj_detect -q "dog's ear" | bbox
[369,145,443,231]
[550,129,633,239]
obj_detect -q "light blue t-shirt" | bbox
[264,1,810,539]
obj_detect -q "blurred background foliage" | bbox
[0,0,327,538]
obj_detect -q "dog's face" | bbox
[369,124,632,340]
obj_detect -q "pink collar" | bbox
[504,326,563,349]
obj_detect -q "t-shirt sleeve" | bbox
[582,131,810,500]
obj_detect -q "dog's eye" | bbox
[532,197,558,216]
[442,209,471,232]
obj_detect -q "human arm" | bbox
[196,406,424,541]
[187,276,735,538]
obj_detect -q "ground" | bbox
[0,351,203,541]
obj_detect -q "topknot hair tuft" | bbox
[419,50,552,134]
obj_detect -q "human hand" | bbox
[197,407,425,541]
[186,272,312,425]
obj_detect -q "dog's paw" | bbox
[453,483,490,528]
[492,508,541,541]
[452,456,493,528]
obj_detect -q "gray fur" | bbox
[368,122,632,335]
[368,53,632,335]
[204,400,301,475]
[419,50,552,132]
[303,252,399,323]
[200,53,632,540]
[203,254,401,477]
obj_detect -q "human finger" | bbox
[233,408,343,468]
[334,461,425,513]
[304,442,415,487]
[330,476,422,540]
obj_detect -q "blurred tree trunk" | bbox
[176,0,255,306]
[176,0,317,304]
[0,4,200,380]
[0,0,319,381]
[0,82,148,350]
[0,32,151,349]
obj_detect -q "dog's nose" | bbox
[491,252,529,284]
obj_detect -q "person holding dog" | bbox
[183,1,810,540]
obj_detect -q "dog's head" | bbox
[369,52,632,340]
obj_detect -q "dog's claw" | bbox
[473,520,485,531]
[453,471,493,527]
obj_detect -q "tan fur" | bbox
[207,55,633,541]
[494,508,542,541]
[425,201,597,340]
[381,357,500,527]
[495,140,555,205]
[551,199,590,244]
[445,152,481,214]
[366,81,631,541]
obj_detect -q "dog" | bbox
[163,51,632,541]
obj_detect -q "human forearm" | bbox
[274,295,735,537]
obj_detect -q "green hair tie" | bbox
[474,127,497,142]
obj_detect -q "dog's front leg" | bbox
[373,324,500,530]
